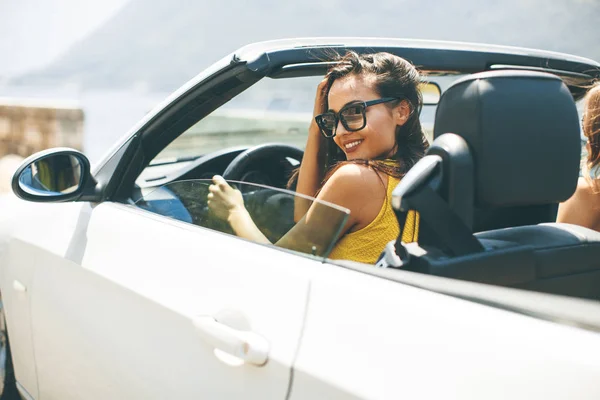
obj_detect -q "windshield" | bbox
[152,77,321,164]
[134,179,350,259]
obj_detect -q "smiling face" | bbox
[328,74,409,160]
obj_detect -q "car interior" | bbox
[106,43,600,304]
[381,70,600,302]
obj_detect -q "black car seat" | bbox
[434,71,569,232]
[396,70,600,300]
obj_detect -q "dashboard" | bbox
[133,146,302,239]
[136,146,301,192]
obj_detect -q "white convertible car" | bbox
[1,39,600,400]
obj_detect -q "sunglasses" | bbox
[315,97,398,138]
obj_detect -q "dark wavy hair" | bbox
[584,82,600,191]
[289,51,429,189]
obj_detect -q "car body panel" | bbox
[1,239,38,400]
[0,196,91,399]
[290,263,600,399]
[3,201,323,399]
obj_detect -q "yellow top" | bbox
[328,175,419,264]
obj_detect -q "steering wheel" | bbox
[222,143,304,182]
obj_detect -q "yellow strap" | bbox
[400,210,419,243]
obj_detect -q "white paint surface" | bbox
[290,263,600,399]
[3,201,319,399]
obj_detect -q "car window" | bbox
[138,72,460,184]
[153,76,322,164]
[134,179,350,259]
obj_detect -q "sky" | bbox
[0,0,596,162]
[0,0,129,77]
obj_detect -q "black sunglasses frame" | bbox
[315,97,398,138]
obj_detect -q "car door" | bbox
[20,192,323,400]
[0,195,42,400]
[289,262,600,399]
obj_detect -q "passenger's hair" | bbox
[288,51,429,189]
[583,82,600,191]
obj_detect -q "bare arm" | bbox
[227,208,271,245]
[294,78,330,222]
[281,165,387,253]
[208,166,386,256]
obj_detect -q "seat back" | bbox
[397,70,600,299]
[433,70,581,230]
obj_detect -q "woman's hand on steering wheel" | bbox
[207,175,271,245]
[207,175,245,221]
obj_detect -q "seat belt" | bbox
[400,185,483,256]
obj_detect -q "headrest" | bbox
[433,70,581,208]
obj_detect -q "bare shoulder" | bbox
[315,163,388,230]
[572,178,599,203]
[322,163,387,197]
[557,178,600,227]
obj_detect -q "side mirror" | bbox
[11,148,93,202]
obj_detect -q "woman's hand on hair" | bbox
[310,78,330,137]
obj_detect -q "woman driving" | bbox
[208,51,429,264]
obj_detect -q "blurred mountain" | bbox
[8,0,600,92]
[0,0,129,78]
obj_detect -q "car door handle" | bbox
[192,316,269,366]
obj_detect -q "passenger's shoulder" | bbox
[558,177,600,226]
[564,178,600,212]
[574,177,597,199]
